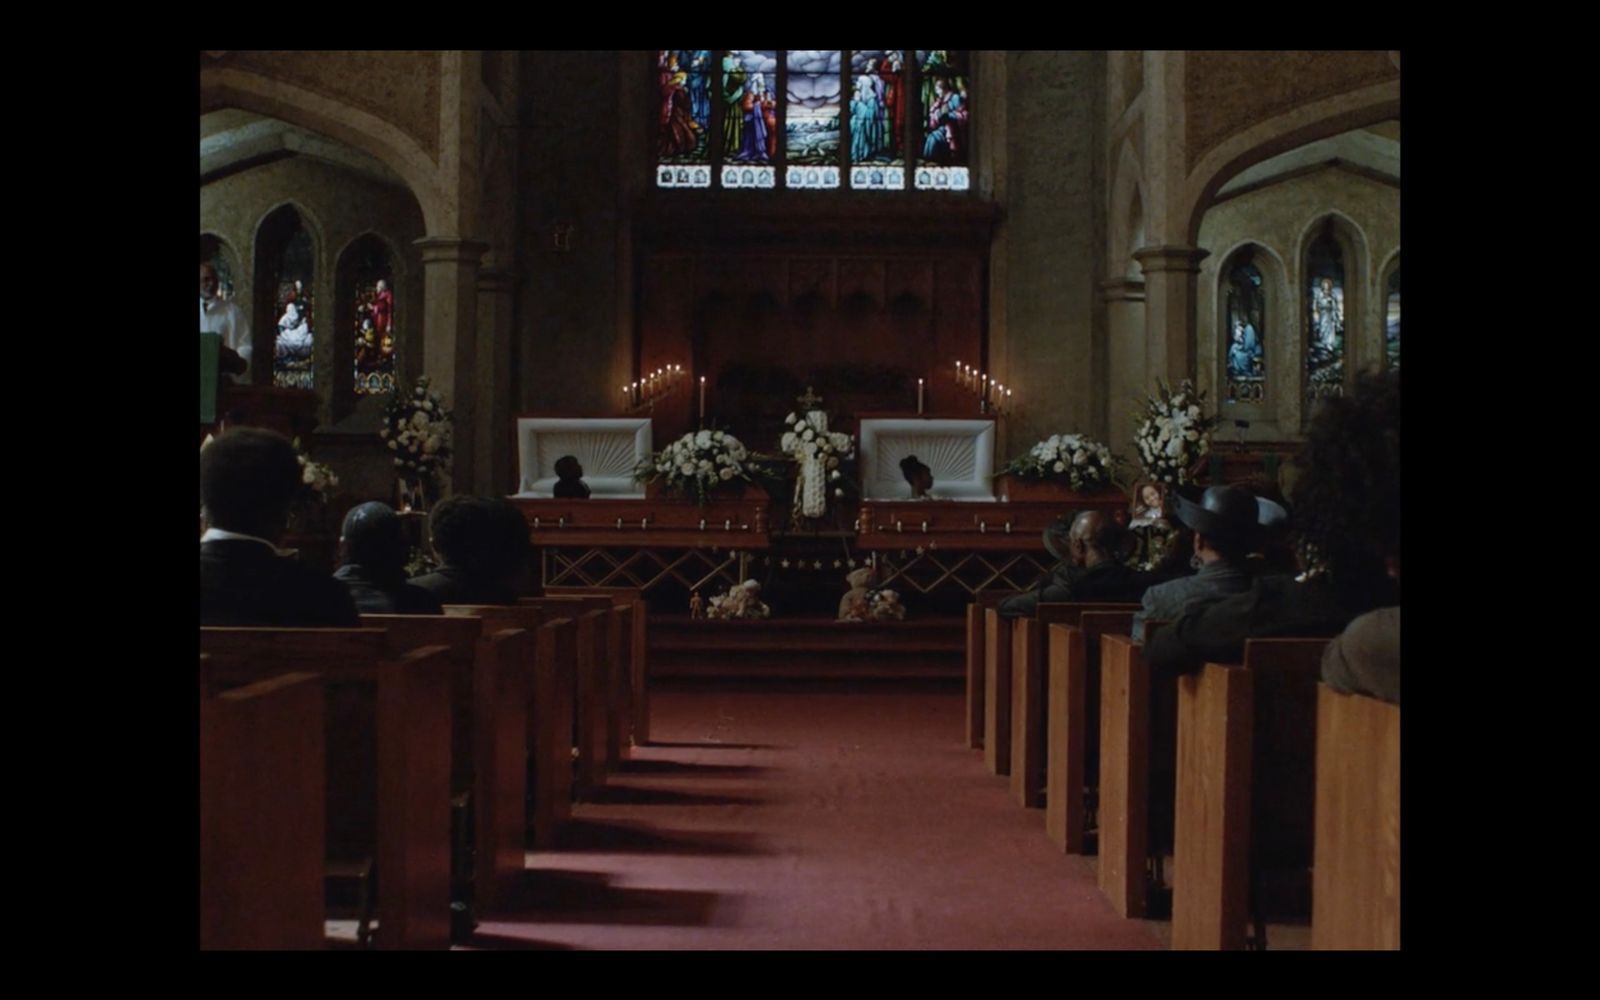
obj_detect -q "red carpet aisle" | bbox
[469,685,1161,950]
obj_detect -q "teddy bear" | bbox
[838,565,881,622]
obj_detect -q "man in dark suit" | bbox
[1147,372,1400,677]
[332,502,444,615]
[998,510,1149,618]
[200,428,360,626]
[1130,484,1274,641]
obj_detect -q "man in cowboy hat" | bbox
[997,509,1148,619]
[1130,483,1274,642]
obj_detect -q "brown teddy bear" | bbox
[838,565,880,621]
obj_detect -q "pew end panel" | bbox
[1312,685,1400,950]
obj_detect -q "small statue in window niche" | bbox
[899,454,934,500]
[552,455,591,499]
[689,589,704,620]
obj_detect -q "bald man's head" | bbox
[1068,510,1124,567]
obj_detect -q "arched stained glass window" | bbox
[722,50,778,189]
[1385,266,1400,371]
[788,50,841,189]
[914,50,969,191]
[654,51,970,192]
[1306,225,1345,403]
[848,50,904,190]
[1224,249,1266,404]
[257,205,316,390]
[346,236,397,396]
[656,50,713,189]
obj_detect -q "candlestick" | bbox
[917,378,925,414]
[699,376,706,424]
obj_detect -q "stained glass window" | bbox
[348,237,396,396]
[786,50,841,190]
[1224,250,1266,404]
[1385,266,1400,371]
[655,50,973,193]
[721,50,778,190]
[270,216,315,390]
[914,50,970,191]
[848,50,905,190]
[656,50,713,189]
[1306,226,1345,403]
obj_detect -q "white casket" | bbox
[512,417,652,498]
[857,417,996,501]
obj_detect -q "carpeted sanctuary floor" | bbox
[466,684,1162,950]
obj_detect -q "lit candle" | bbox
[699,376,706,423]
[917,378,925,414]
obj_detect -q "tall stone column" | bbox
[1134,245,1208,386]
[476,265,516,495]
[1100,277,1147,457]
[415,236,488,496]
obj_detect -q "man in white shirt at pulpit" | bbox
[200,262,251,382]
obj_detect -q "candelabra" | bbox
[621,364,687,413]
[952,360,1013,416]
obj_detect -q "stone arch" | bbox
[1181,79,1400,244]
[201,65,448,234]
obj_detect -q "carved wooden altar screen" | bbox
[634,201,996,451]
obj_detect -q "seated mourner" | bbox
[1130,484,1272,642]
[408,495,529,605]
[333,501,445,615]
[200,427,360,627]
[997,510,1149,618]
[1146,371,1400,678]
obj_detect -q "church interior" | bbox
[199,50,1401,951]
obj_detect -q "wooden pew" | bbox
[1312,685,1400,950]
[199,629,454,950]
[964,594,1007,750]
[1044,609,1137,851]
[363,614,531,913]
[1012,602,1140,809]
[200,657,325,950]
[522,596,613,795]
[443,604,576,848]
[1171,638,1330,951]
[983,608,1013,775]
[544,586,650,749]
[1096,627,1170,919]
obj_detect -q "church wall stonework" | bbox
[1195,165,1398,440]
[220,51,443,162]
[1184,52,1397,175]
[515,51,630,426]
[994,50,1106,462]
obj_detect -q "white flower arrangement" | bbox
[285,436,340,502]
[1005,432,1115,491]
[380,375,452,483]
[1133,379,1218,485]
[638,428,752,503]
[780,411,855,518]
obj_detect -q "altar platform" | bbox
[649,615,965,681]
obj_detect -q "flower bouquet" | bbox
[637,429,752,504]
[1004,432,1116,492]
[705,579,770,620]
[380,375,452,509]
[1133,379,1217,485]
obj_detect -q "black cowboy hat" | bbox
[1170,484,1278,549]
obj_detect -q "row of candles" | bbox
[955,361,1012,412]
[622,364,687,409]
